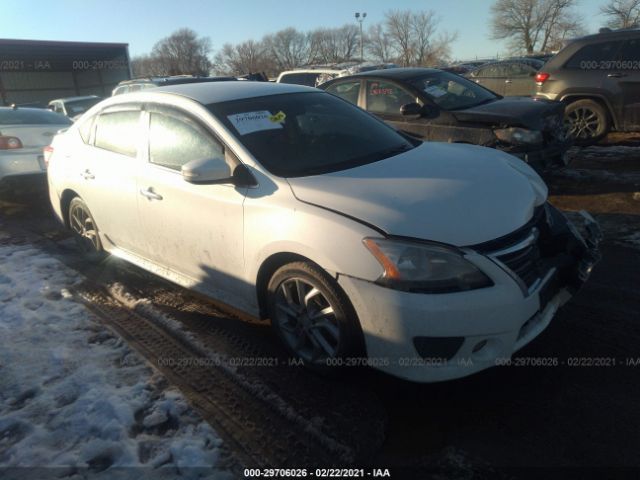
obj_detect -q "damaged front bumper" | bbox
[502,139,573,172]
[569,210,603,284]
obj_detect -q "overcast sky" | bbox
[3,0,607,60]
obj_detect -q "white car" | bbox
[46,82,601,382]
[0,106,72,194]
[48,96,103,121]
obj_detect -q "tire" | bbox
[67,197,105,258]
[266,261,365,373]
[564,99,610,145]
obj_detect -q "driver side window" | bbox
[149,112,224,171]
[366,80,416,115]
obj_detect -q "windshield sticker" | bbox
[424,85,447,97]
[227,111,284,135]
[269,111,286,124]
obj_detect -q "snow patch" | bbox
[107,282,355,463]
[0,245,232,478]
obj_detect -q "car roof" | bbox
[279,69,341,75]
[568,27,640,44]
[150,80,317,104]
[335,67,442,80]
[49,95,100,103]
[477,58,543,66]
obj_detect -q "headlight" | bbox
[363,238,493,293]
[494,127,543,145]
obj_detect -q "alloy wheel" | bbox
[565,106,602,141]
[69,202,100,251]
[273,277,341,364]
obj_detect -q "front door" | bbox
[136,106,247,304]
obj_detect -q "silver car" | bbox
[0,106,71,194]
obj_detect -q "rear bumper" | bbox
[0,149,46,183]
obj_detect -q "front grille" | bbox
[471,206,550,293]
[495,239,542,289]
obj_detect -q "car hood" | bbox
[287,142,547,246]
[452,97,562,130]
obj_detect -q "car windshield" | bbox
[208,92,417,177]
[64,98,102,115]
[408,71,498,110]
[0,108,73,125]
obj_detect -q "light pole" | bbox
[355,12,367,61]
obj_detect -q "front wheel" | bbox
[68,197,104,256]
[267,261,364,372]
[564,99,610,145]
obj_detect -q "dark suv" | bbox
[535,28,640,144]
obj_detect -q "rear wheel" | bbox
[564,99,610,145]
[267,261,364,373]
[68,197,103,256]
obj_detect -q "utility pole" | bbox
[355,12,367,61]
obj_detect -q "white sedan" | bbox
[46,82,601,382]
[0,106,71,194]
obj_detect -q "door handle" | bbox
[607,72,628,78]
[81,169,95,180]
[505,79,512,84]
[139,188,163,201]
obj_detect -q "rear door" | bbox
[77,106,143,253]
[469,64,506,96]
[136,105,247,302]
[504,62,538,96]
[608,37,640,130]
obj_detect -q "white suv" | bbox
[46,81,601,382]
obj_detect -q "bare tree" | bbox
[131,54,166,77]
[490,0,582,54]
[600,0,640,28]
[263,28,312,71]
[384,10,456,66]
[150,28,212,76]
[214,40,271,75]
[366,24,393,62]
[309,25,360,63]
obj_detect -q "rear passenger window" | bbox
[506,63,536,76]
[78,116,94,144]
[617,38,640,64]
[279,73,319,87]
[565,41,623,69]
[149,112,224,171]
[324,81,361,105]
[475,65,504,77]
[94,111,140,157]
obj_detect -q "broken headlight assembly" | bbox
[494,127,543,146]
[363,238,493,293]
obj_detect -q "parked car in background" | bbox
[48,96,103,121]
[321,68,571,171]
[0,106,71,194]
[466,58,545,96]
[534,28,640,144]
[46,81,600,382]
[112,75,239,95]
[276,62,397,87]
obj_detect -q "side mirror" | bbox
[400,102,424,116]
[181,156,232,184]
